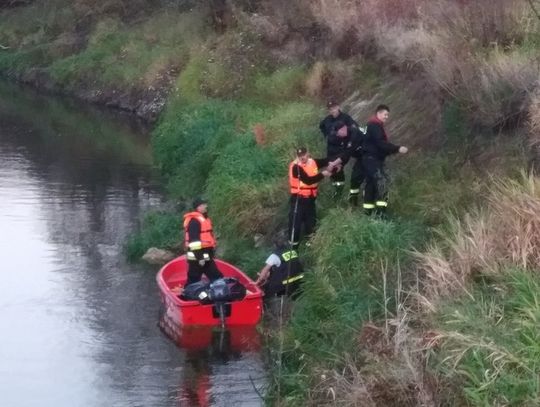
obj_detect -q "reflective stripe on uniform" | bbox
[363,203,375,209]
[349,189,360,194]
[375,201,388,207]
[188,241,202,250]
[332,182,345,186]
[282,274,304,285]
[281,250,298,261]
[187,251,196,260]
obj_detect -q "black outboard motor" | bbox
[208,278,246,302]
[181,278,246,327]
[208,278,246,328]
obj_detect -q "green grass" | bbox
[251,66,308,103]
[435,270,540,406]
[0,46,52,73]
[125,211,181,261]
[48,11,201,88]
[2,3,537,405]
[264,210,425,403]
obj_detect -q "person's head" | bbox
[272,233,288,251]
[334,120,348,137]
[375,104,390,123]
[327,101,341,118]
[193,197,208,214]
[296,147,309,164]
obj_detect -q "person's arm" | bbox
[256,253,281,286]
[291,164,325,185]
[256,264,272,286]
[186,219,205,261]
[313,158,330,168]
[344,113,359,129]
[369,123,400,155]
[319,117,328,136]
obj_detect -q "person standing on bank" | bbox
[319,100,358,139]
[288,147,340,248]
[183,198,223,285]
[255,236,304,298]
[362,105,408,216]
[329,121,366,203]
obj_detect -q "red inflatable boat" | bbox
[157,256,263,326]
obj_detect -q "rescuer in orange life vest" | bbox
[183,198,223,286]
[288,147,342,248]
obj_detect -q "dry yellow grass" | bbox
[418,173,540,309]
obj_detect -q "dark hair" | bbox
[333,120,347,131]
[296,147,308,156]
[376,104,390,113]
[193,197,207,209]
[272,231,288,250]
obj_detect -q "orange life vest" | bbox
[289,158,319,197]
[183,212,216,249]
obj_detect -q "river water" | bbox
[0,82,265,407]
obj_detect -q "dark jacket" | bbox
[265,248,304,297]
[319,111,358,138]
[327,126,364,163]
[362,117,400,161]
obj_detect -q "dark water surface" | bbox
[0,82,264,407]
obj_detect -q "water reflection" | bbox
[0,82,264,407]
[160,316,264,407]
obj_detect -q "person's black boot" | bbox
[349,193,358,207]
[375,205,388,219]
[363,204,375,216]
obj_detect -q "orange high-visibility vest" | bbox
[183,212,216,250]
[289,158,319,198]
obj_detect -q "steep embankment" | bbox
[2,0,540,405]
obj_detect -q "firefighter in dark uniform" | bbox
[183,198,223,285]
[255,237,305,298]
[319,100,358,139]
[288,147,340,248]
[362,105,408,216]
[331,121,366,205]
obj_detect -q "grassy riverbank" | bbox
[2,0,540,404]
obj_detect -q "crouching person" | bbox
[256,237,304,299]
[183,197,223,286]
